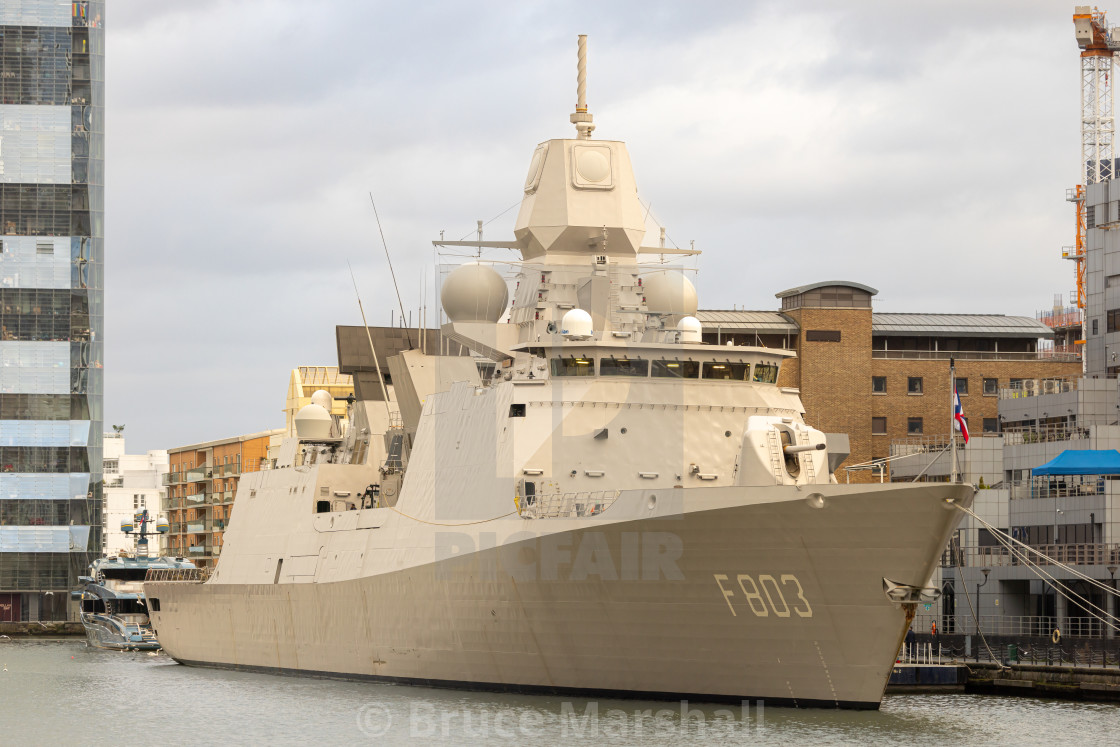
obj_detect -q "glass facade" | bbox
[0,1,103,622]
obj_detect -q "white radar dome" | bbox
[677,315,702,343]
[441,262,509,323]
[644,271,698,316]
[310,389,333,411]
[294,403,333,440]
[561,308,593,339]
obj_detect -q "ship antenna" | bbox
[368,193,413,349]
[570,34,595,139]
[347,261,394,419]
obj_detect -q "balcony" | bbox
[161,472,178,486]
[1001,423,1091,446]
[871,350,1080,363]
[216,463,241,477]
[185,521,205,534]
[185,467,213,482]
[222,490,234,503]
[943,543,1120,568]
[999,375,1091,400]
[184,493,207,505]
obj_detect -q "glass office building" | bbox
[0,1,104,622]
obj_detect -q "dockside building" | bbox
[0,1,104,623]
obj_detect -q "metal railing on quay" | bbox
[942,543,1120,568]
[912,612,1110,639]
[1008,477,1105,499]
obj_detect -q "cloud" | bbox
[105,0,1083,450]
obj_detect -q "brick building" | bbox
[162,430,280,569]
[697,281,1082,481]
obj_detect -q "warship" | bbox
[145,37,971,708]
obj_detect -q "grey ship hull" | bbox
[147,482,968,708]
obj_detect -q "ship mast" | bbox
[570,34,595,139]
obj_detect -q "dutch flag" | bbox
[954,386,969,443]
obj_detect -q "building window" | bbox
[955,377,968,395]
[908,417,923,435]
[103,458,118,472]
[1109,309,1120,334]
[805,330,841,342]
[1093,318,1099,336]
[872,376,886,394]
[983,418,999,433]
[872,416,887,435]
[983,378,998,396]
[35,241,53,255]
[908,377,923,395]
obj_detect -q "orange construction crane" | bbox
[1067,7,1120,327]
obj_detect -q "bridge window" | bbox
[753,362,778,383]
[702,362,750,381]
[550,357,595,376]
[600,357,649,376]
[652,360,700,378]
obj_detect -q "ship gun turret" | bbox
[783,443,826,455]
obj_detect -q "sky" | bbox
[106,0,1084,452]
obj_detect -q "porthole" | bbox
[621,427,628,434]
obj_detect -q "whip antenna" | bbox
[347,261,393,418]
[369,193,413,349]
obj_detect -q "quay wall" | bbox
[0,622,83,637]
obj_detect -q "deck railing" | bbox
[144,567,208,583]
[522,490,621,519]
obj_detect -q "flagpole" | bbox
[950,357,958,484]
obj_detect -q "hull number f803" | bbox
[713,573,813,618]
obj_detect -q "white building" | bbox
[102,432,169,557]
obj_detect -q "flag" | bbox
[954,386,969,443]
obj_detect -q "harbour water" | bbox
[0,639,1114,745]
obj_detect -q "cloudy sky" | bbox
[107,0,1082,452]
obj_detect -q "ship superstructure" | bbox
[145,37,971,708]
[74,510,195,650]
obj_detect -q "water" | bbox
[0,638,1115,745]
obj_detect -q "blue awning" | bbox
[1031,450,1120,476]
